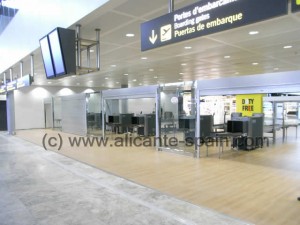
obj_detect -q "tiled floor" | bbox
[0,132,252,225]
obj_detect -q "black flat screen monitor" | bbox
[227,121,245,133]
[40,27,76,79]
[48,29,65,76]
[108,116,114,123]
[131,117,138,125]
[39,35,55,78]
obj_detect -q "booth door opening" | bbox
[0,101,8,131]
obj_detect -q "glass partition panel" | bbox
[159,83,195,156]
[53,96,62,130]
[104,98,156,140]
[86,92,102,136]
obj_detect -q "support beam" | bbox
[87,46,91,69]
[76,24,82,69]
[30,54,34,80]
[156,87,161,149]
[195,86,201,158]
[6,91,15,135]
[169,0,174,13]
[95,28,101,71]
[9,68,13,81]
[3,73,6,85]
[20,61,23,78]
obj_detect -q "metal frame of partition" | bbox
[263,96,300,143]
[158,82,197,156]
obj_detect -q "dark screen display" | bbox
[227,121,245,133]
[108,116,114,123]
[39,36,55,78]
[132,117,138,125]
[48,29,65,76]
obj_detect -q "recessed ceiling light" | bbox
[132,79,137,82]
[149,68,154,72]
[235,72,239,75]
[123,73,129,76]
[179,72,184,75]
[111,64,116,67]
[274,68,279,71]
[89,80,93,83]
[90,49,95,53]
[126,33,135,37]
[141,57,148,60]
[47,81,52,84]
[105,77,109,80]
[178,79,183,81]
[283,45,292,49]
[249,31,259,35]
[252,62,259,65]
[184,46,192,49]
[116,81,120,84]
[224,55,231,59]
[139,83,142,86]
[154,76,158,79]
[181,63,187,66]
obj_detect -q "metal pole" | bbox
[155,86,161,150]
[95,28,101,71]
[3,73,6,85]
[76,24,82,69]
[169,0,174,13]
[272,102,276,144]
[30,54,34,79]
[195,84,201,158]
[9,68,13,81]
[87,46,91,69]
[20,61,23,78]
[102,96,105,138]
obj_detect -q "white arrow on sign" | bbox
[149,30,157,45]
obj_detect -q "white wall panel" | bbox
[61,94,87,136]
[14,86,87,130]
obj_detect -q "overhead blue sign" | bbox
[292,0,300,12]
[16,74,31,89]
[0,74,32,94]
[141,0,288,51]
[0,85,6,94]
[6,80,17,92]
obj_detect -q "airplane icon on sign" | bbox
[160,24,172,42]
[162,27,171,36]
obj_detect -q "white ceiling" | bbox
[3,0,300,90]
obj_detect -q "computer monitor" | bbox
[39,35,55,79]
[227,120,247,133]
[108,116,114,123]
[132,117,138,125]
